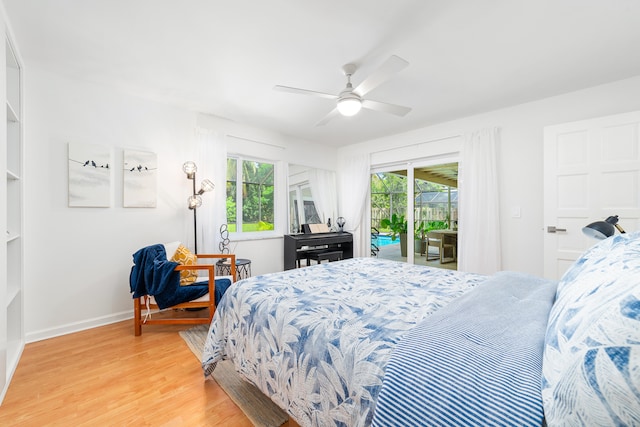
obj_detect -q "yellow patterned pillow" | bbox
[170,244,198,286]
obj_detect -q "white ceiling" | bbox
[4,0,640,146]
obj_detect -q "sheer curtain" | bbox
[308,168,337,225]
[196,127,227,254]
[337,153,370,257]
[458,127,502,274]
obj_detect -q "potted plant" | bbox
[381,214,408,257]
[426,220,448,231]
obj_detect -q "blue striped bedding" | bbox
[372,271,557,427]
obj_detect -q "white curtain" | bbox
[196,127,227,254]
[458,127,501,274]
[337,153,371,257]
[308,168,337,225]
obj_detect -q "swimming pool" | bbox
[372,234,399,247]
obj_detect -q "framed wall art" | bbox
[68,143,112,207]
[123,149,157,208]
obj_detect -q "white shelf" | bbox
[5,39,20,118]
[2,29,24,405]
[6,101,17,123]
[6,100,17,123]
[6,169,19,180]
[6,231,19,243]
[5,339,23,390]
[6,294,24,385]
[5,38,18,69]
[6,286,19,308]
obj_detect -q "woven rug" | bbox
[179,325,289,427]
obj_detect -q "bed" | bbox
[202,232,640,426]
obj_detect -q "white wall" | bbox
[23,66,337,342]
[339,75,640,276]
[23,63,640,341]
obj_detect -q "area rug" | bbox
[179,325,289,427]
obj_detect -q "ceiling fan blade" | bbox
[362,99,412,117]
[353,55,409,97]
[273,85,337,100]
[315,108,340,126]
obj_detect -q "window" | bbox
[226,157,275,234]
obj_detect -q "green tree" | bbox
[371,172,408,229]
[242,161,274,224]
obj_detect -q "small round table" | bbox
[216,258,252,280]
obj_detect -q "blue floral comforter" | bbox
[202,258,484,426]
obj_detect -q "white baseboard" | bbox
[25,310,133,344]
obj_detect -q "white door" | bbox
[543,110,640,280]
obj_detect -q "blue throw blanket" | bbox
[372,271,557,427]
[129,244,231,309]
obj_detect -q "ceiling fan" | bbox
[274,55,412,126]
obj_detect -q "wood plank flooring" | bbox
[0,319,253,426]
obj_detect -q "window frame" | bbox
[226,154,280,240]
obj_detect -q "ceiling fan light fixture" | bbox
[274,56,410,124]
[337,96,362,117]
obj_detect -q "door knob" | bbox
[547,226,567,233]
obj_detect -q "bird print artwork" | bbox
[68,143,112,207]
[123,149,157,208]
[80,159,109,168]
[127,163,154,172]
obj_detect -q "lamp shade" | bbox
[182,161,197,175]
[582,221,615,240]
[582,215,620,240]
[337,96,362,116]
[188,195,202,210]
[200,179,215,193]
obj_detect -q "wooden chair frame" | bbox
[425,232,457,264]
[134,253,236,336]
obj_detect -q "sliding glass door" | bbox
[371,160,459,269]
[371,170,409,260]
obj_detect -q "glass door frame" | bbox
[370,154,459,265]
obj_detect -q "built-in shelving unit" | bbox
[1,24,24,404]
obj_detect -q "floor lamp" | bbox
[183,161,214,254]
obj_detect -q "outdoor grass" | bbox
[227,223,273,232]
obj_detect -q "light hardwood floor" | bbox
[0,319,253,426]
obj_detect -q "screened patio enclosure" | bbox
[372,166,458,233]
